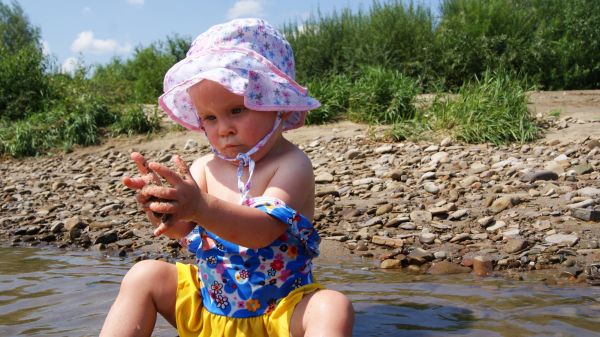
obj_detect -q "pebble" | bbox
[545,234,579,246]
[2,128,599,281]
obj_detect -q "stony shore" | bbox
[1,95,600,286]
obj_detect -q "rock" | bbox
[375,204,393,216]
[361,217,383,228]
[477,216,494,227]
[400,223,417,230]
[407,248,434,265]
[429,203,457,216]
[448,209,468,221]
[571,164,593,175]
[372,236,404,248]
[520,170,559,182]
[423,182,440,194]
[375,145,394,154]
[380,259,402,269]
[489,196,514,214]
[384,216,410,227]
[504,239,527,253]
[420,232,436,244]
[427,261,471,275]
[184,139,198,150]
[315,172,334,183]
[345,149,361,159]
[578,187,600,197]
[424,145,439,152]
[473,256,493,276]
[353,178,382,186]
[545,233,579,246]
[440,137,452,147]
[410,210,432,224]
[469,162,489,174]
[94,230,118,245]
[450,233,470,243]
[430,152,449,164]
[486,221,507,233]
[567,199,595,209]
[571,208,600,222]
[316,186,340,197]
[461,176,480,188]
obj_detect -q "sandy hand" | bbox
[144,155,194,237]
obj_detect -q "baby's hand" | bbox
[140,155,203,237]
[122,152,170,230]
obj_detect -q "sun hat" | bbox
[158,18,320,132]
[159,18,320,203]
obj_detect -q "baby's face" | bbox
[189,80,281,161]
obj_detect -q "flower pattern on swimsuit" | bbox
[180,196,320,318]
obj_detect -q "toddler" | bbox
[100,18,354,337]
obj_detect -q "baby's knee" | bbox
[312,290,354,318]
[121,260,169,290]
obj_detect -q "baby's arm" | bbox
[144,150,314,249]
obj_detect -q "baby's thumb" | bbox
[153,223,169,237]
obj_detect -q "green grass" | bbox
[426,69,539,144]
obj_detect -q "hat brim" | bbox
[159,48,320,132]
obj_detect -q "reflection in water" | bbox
[1,247,600,336]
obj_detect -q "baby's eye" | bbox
[231,107,245,114]
[201,115,216,121]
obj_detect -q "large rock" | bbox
[427,261,471,275]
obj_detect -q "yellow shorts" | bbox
[175,262,324,337]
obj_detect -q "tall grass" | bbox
[284,0,436,85]
[347,66,418,124]
[427,70,538,144]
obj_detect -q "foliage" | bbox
[305,73,352,125]
[347,66,418,124]
[429,70,538,144]
[283,0,436,85]
[0,1,48,121]
[110,105,162,136]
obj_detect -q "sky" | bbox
[14,0,440,73]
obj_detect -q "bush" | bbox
[305,74,352,125]
[0,2,48,121]
[110,105,162,136]
[429,69,538,144]
[284,0,436,85]
[347,66,418,124]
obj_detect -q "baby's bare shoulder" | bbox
[276,143,313,177]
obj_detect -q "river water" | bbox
[1,246,599,337]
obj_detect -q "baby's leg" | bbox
[290,289,354,337]
[99,260,178,337]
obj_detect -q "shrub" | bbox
[429,69,538,144]
[347,66,418,124]
[305,74,352,125]
[110,105,162,136]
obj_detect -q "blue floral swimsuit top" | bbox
[179,196,321,318]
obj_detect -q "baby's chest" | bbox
[205,164,278,201]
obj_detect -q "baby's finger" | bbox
[139,185,179,200]
[173,155,191,180]
[153,223,169,237]
[148,162,183,186]
[123,176,146,190]
[131,152,149,175]
[145,199,178,214]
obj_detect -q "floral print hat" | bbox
[159,18,320,132]
[159,18,320,202]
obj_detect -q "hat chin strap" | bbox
[210,112,283,203]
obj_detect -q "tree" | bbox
[0,1,48,120]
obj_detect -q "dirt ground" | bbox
[81,90,600,156]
